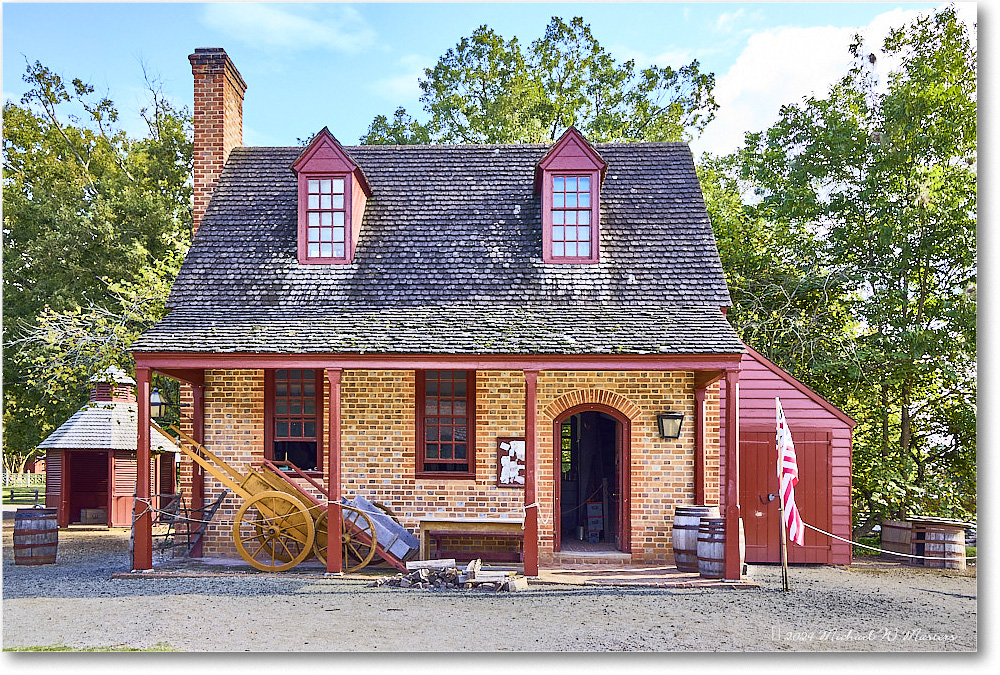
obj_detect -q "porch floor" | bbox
[116,553,758,588]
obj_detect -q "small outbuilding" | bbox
[722,346,855,565]
[39,367,175,527]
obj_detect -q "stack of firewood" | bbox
[372,558,529,592]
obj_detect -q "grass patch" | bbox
[852,535,882,558]
[5,643,175,652]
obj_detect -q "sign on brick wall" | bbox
[497,438,526,488]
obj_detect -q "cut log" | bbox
[471,570,516,581]
[503,577,529,592]
[406,559,457,570]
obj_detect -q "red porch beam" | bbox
[133,367,153,571]
[723,369,741,580]
[523,370,539,576]
[190,381,206,557]
[326,368,343,574]
[133,352,743,373]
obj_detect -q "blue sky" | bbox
[1,1,979,157]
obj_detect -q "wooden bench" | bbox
[418,517,524,563]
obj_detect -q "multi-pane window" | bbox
[551,175,592,258]
[272,369,319,471]
[306,178,347,259]
[418,370,474,475]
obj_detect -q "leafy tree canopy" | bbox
[2,60,192,469]
[719,7,976,528]
[362,16,717,144]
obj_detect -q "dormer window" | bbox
[536,127,606,264]
[293,127,371,265]
[306,177,347,259]
[551,175,593,258]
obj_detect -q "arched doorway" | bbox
[553,404,631,553]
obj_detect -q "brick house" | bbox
[130,48,747,577]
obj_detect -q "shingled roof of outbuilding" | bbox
[136,142,741,355]
[37,402,176,451]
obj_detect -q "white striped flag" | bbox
[776,398,805,546]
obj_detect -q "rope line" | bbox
[803,521,976,561]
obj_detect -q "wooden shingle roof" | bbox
[134,142,742,355]
[37,402,176,451]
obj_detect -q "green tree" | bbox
[2,61,192,468]
[361,107,433,145]
[361,16,717,144]
[736,7,976,530]
[698,155,857,394]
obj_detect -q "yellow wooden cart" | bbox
[154,422,380,572]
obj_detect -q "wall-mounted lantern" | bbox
[149,388,167,419]
[657,411,685,439]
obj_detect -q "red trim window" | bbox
[265,369,323,473]
[305,177,348,260]
[543,171,600,263]
[416,370,476,477]
[551,175,594,258]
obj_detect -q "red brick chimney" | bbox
[189,48,247,236]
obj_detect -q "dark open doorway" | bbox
[68,451,108,525]
[556,409,625,552]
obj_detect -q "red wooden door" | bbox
[739,428,833,564]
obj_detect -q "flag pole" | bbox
[778,483,790,591]
[776,398,790,592]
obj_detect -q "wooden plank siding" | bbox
[720,346,854,565]
[44,450,62,512]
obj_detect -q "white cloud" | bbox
[367,54,428,101]
[201,3,376,53]
[715,9,746,35]
[690,7,947,158]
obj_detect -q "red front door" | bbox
[739,428,833,564]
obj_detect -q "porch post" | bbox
[190,381,206,557]
[723,369,741,580]
[523,369,539,576]
[693,385,706,505]
[133,367,153,571]
[326,368,343,574]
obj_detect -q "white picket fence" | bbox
[2,472,46,488]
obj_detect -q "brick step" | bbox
[551,551,634,567]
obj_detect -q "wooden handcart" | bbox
[154,422,407,573]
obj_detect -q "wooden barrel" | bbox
[13,508,58,565]
[879,520,913,560]
[913,525,966,570]
[697,517,746,579]
[672,505,719,572]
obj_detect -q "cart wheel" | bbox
[233,491,315,572]
[312,505,378,572]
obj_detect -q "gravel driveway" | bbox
[2,523,976,651]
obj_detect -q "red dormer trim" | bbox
[536,128,607,264]
[292,128,372,265]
